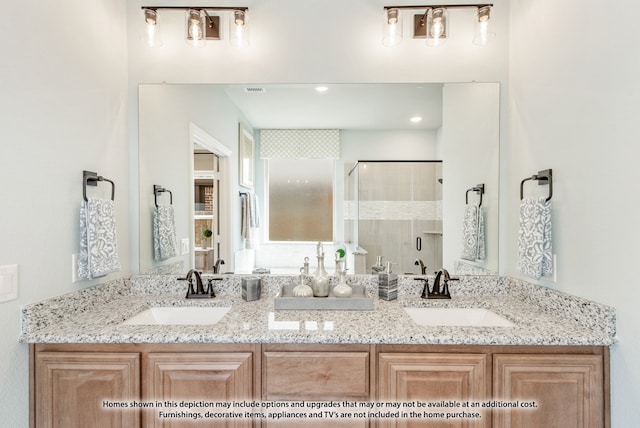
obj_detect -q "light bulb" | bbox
[426,8,447,47]
[230,10,249,48]
[143,9,162,47]
[473,6,494,46]
[186,9,206,47]
[382,8,402,47]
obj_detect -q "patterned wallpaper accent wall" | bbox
[260,129,340,159]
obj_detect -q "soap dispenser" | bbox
[311,242,330,297]
[378,261,398,301]
[371,256,385,274]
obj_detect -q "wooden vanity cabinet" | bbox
[377,350,489,428]
[493,353,605,428]
[143,349,255,428]
[377,345,608,428]
[31,343,608,428]
[262,344,373,428]
[33,348,140,428]
[31,344,259,428]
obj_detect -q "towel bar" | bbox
[465,184,485,206]
[154,184,173,207]
[83,170,115,201]
[520,169,552,201]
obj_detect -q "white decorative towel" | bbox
[517,197,553,278]
[78,197,121,279]
[461,204,486,261]
[153,205,178,261]
[241,193,260,249]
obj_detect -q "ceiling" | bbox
[223,83,443,131]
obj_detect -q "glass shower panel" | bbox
[344,162,359,246]
[356,161,442,274]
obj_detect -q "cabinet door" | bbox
[35,351,140,428]
[378,353,488,428]
[493,354,604,428]
[143,352,253,428]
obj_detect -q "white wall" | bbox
[507,0,640,425]
[442,83,500,273]
[0,0,129,426]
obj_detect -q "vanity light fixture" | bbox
[230,9,249,48]
[384,4,493,47]
[141,6,249,48]
[382,8,403,46]
[186,9,207,47]
[426,7,447,46]
[473,5,494,46]
[143,8,162,47]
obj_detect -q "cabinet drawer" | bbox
[263,351,370,400]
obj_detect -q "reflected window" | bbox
[267,158,333,241]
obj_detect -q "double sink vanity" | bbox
[22,273,615,427]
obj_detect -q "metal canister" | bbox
[242,276,262,301]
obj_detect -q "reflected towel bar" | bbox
[154,184,173,207]
[520,169,552,201]
[83,170,115,201]
[465,184,485,206]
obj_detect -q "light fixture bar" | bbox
[141,6,248,12]
[384,4,492,11]
[384,4,493,43]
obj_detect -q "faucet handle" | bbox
[205,277,222,298]
[415,278,430,299]
[178,275,196,296]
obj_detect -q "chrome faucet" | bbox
[181,269,218,299]
[213,259,225,274]
[414,259,427,275]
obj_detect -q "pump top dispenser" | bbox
[371,256,385,274]
[378,261,398,301]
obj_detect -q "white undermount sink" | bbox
[121,307,232,325]
[404,307,515,327]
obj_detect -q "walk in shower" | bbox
[345,161,443,275]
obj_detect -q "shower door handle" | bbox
[416,237,422,251]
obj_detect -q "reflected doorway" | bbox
[194,150,220,273]
[189,123,232,273]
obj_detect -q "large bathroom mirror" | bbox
[138,83,499,276]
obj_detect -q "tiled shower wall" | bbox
[346,161,443,274]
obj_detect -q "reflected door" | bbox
[356,161,442,275]
[194,151,221,272]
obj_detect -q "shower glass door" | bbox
[355,161,442,275]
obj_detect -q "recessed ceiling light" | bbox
[410,116,423,123]
[315,86,329,92]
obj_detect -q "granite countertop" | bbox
[19,275,616,346]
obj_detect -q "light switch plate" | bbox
[181,238,190,255]
[0,264,18,303]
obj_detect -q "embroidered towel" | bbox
[241,193,260,249]
[78,197,121,279]
[153,205,178,261]
[517,196,553,278]
[461,204,486,261]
